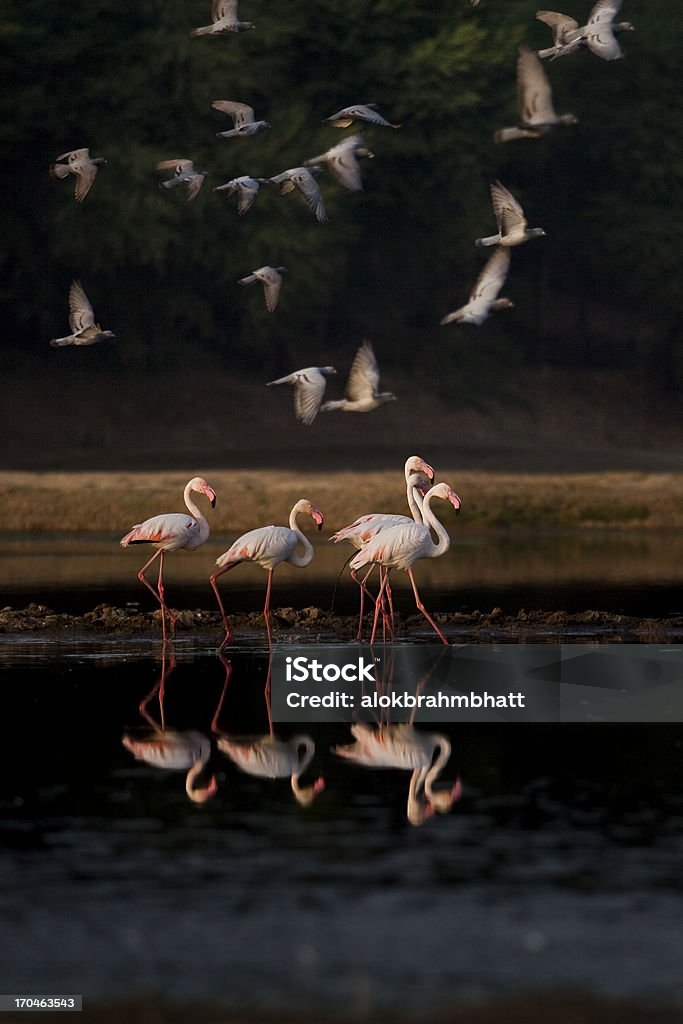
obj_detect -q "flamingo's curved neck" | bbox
[406,472,426,524]
[287,507,315,567]
[185,742,215,802]
[407,765,432,825]
[289,737,322,806]
[184,483,210,543]
[291,736,315,778]
[423,736,451,800]
[421,493,451,558]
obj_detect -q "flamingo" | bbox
[210,498,324,648]
[220,735,325,805]
[120,476,217,641]
[333,723,462,826]
[331,456,434,639]
[211,655,325,805]
[122,649,218,803]
[348,481,461,644]
[122,730,217,803]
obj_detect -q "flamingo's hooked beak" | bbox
[420,459,435,481]
[311,507,324,530]
[449,490,462,516]
[205,485,217,508]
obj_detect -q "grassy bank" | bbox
[2,469,683,534]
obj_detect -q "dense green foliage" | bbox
[1,0,681,393]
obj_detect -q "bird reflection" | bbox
[334,722,461,826]
[212,656,325,806]
[122,646,218,803]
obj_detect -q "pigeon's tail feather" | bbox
[320,400,346,413]
[50,336,73,348]
[494,127,528,143]
[49,163,71,181]
[475,234,501,248]
[440,309,465,326]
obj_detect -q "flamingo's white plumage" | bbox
[217,735,325,806]
[334,723,462,826]
[120,476,217,640]
[122,730,218,803]
[349,481,461,644]
[210,498,324,648]
[331,456,434,639]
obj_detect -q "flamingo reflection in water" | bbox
[122,647,218,804]
[211,656,325,806]
[334,723,461,826]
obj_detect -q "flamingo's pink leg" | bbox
[155,553,178,639]
[385,572,395,638]
[210,658,233,734]
[263,569,274,647]
[407,568,448,645]
[209,562,239,649]
[136,548,170,641]
[377,567,394,642]
[264,658,274,735]
[351,565,377,641]
[370,570,390,646]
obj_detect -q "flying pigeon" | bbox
[495,44,578,141]
[50,280,115,348]
[266,366,337,426]
[266,166,327,223]
[49,148,106,202]
[321,104,400,129]
[238,266,287,312]
[304,134,374,192]
[441,248,513,326]
[321,341,396,414]
[157,159,208,201]
[475,181,546,247]
[191,0,254,36]
[212,100,271,138]
[214,175,265,214]
[536,1,634,61]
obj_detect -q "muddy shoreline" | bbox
[1,603,681,643]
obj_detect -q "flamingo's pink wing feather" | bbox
[120,512,199,548]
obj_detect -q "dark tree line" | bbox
[1,0,681,398]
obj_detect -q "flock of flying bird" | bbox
[47,0,635,419]
[48,1,634,642]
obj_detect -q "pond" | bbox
[1,641,683,1018]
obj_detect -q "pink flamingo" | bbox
[120,476,217,641]
[331,455,434,639]
[333,723,462,826]
[121,648,218,803]
[211,656,325,805]
[220,735,325,805]
[348,481,461,645]
[210,498,324,648]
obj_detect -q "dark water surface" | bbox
[1,643,683,1014]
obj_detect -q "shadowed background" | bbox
[0,0,681,471]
